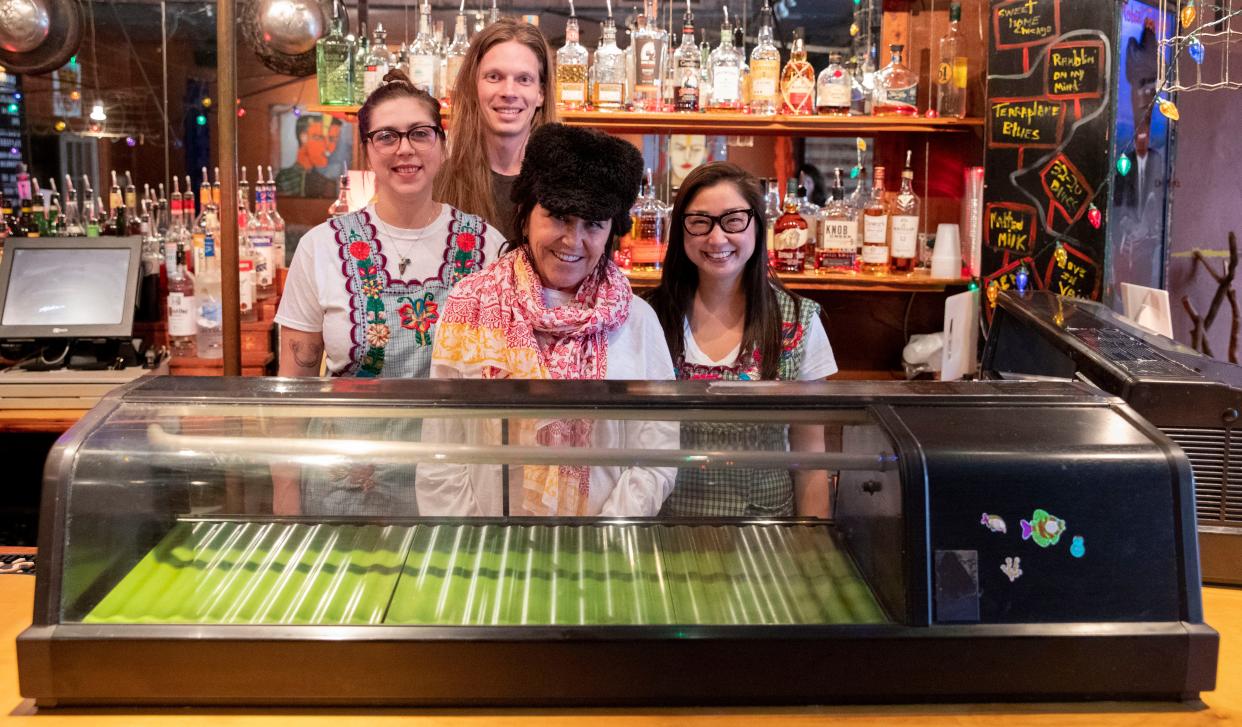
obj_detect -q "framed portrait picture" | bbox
[270,105,355,199]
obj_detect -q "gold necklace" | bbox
[374,203,440,276]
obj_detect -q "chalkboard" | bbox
[0,73,22,203]
[984,0,1117,307]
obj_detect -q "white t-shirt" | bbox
[417,293,679,517]
[681,314,838,379]
[274,204,504,374]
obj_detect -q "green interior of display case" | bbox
[83,521,887,626]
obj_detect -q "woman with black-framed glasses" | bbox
[645,161,838,518]
[272,69,504,517]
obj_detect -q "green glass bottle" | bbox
[316,0,353,105]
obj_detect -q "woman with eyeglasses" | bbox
[646,162,838,518]
[272,69,504,515]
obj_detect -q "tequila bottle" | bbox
[780,31,815,116]
[774,178,809,273]
[708,7,741,112]
[444,8,471,104]
[874,43,917,116]
[631,0,667,111]
[861,165,889,275]
[592,13,627,111]
[316,0,353,105]
[408,4,438,95]
[364,23,395,96]
[749,0,780,115]
[817,168,858,270]
[889,150,920,273]
[935,2,967,118]
[672,2,699,112]
[556,6,589,110]
[816,52,851,116]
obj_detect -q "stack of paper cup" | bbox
[932,223,962,279]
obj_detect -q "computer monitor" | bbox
[0,236,142,341]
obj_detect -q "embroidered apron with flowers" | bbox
[660,289,817,518]
[302,207,488,516]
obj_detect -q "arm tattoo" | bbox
[290,339,324,369]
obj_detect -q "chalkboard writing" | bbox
[1046,41,1105,99]
[994,0,1061,50]
[1041,241,1100,298]
[986,202,1039,254]
[1040,154,1094,225]
[989,97,1065,148]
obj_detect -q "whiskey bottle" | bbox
[779,31,815,116]
[316,0,353,105]
[556,4,589,111]
[889,151,920,273]
[749,0,780,114]
[774,178,809,273]
[631,0,668,112]
[672,2,699,112]
[631,169,668,270]
[935,2,967,118]
[817,168,858,270]
[592,11,627,111]
[408,4,438,96]
[816,52,851,116]
[874,44,917,116]
[708,7,742,112]
[861,165,889,275]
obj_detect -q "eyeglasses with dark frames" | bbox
[364,125,444,153]
[682,208,755,236]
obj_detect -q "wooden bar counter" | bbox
[1,575,1239,723]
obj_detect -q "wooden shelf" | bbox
[625,268,971,293]
[307,105,983,136]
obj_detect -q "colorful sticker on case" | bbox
[1070,535,1085,558]
[1020,508,1066,547]
[981,513,1008,533]
[1001,556,1023,582]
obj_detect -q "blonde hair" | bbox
[434,18,557,227]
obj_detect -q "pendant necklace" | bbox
[375,203,440,276]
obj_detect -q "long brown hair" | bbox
[434,18,557,227]
[645,162,800,380]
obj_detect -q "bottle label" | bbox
[239,259,256,312]
[635,38,664,85]
[675,70,699,109]
[879,84,917,109]
[751,59,779,100]
[782,73,815,113]
[596,83,624,103]
[863,214,888,245]
[818,80,850,108]
[364,66,385,94]
[251,234,275,286]
[558,81,586,103]
[409,56,437,92]
[712,66,739,102]
[936,61,952,86]
[953,58,968,89]
[168,293,197,336]
[819,219,858,252]
[891,215,919,258]
[861,240,889,265]
[775,225,808,251]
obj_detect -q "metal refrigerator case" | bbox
[17,377,1217,706]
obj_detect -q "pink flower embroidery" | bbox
[366,323,391,347]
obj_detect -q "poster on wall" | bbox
[983,0,1117,316]
[1108,0,1174,294]
[271,106,354,199]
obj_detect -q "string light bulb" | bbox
[202,96,213,108]
[1054,242,1068,267]
[1181,0,1196,28]
[1088,204,1102,229]
[1157,97,1180,121]
[1116,153,1132,176]
[1015,266,1030,294]
[849,22,859,36]
[196,114,208,126]
[53,119,66,132]
[986,280,1000,308]
[1189,36,1205,64]
[126,136,136,147]
[89,103,106,122]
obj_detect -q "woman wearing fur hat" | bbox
[272,69,504,516]
[434,18,556,240]
[417,123,678,517]
[646,162,837,518]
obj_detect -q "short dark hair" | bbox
[357,68,443,140]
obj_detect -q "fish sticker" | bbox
[981,513,1007,534]
[1001,557,1023,582]
[1020,509,1066,548]
[1070,535,1085,558]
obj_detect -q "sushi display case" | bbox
[17,376,1218,706]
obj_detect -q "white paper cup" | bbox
[931,223,962,279]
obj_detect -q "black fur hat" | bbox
[512,123,645,236]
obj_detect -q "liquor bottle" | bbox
[107,171,125,237]
[708,7,741,112]
[631,169,668,270]
[624,7,637,109]
[317,0,354,105]
[166,183,192,283]
[329,174,352,217]
[797,184,820,260]
[671,1,699,112]
[889,150,920,273]
[193,167,218,271]
[780,30,815,116]
[169,175,184,233]
[874,43,917,116]
[817,168,858,270]
[816,52,851,116]
[774,178,809,273]
[734,27,751,111]
[266,166,287,271]
[62,176,84,236]
[631,0,668,112]
[82,176,100,237]
[47,178,65,236]
[697,30,713,109]
[763,177,781,264]
[936,2,967,118]
[556,4,589,111]
[137,199,163,322]
[749,0,780,115]
[408,5,438,95]
[443,5,471,104]
[249,182,276,300]
[591,10,627,111]
[352,24,367,104]
[849,57,873,115]
[861,165,889,275]
[167,238,197,358]
[237,166,250,232]
[31,178,47,237]
[125,171,141,234]
[363,23,395,97]
[488,0,499,26]
[1,190,13,244]
[196,232,223,359]
[211,166,222,210]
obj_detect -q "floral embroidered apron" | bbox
[302,207,488,517]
